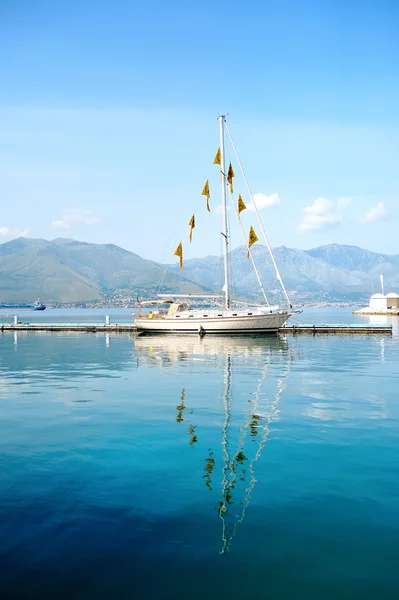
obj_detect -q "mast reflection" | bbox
[134,334,294,553]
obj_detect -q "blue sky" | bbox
[0,0,398,261]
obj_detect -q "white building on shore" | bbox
[354,292,399,315]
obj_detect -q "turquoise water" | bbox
[1,326,399,598]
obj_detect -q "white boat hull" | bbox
[135,312,290,334]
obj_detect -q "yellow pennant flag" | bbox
[201,179,211,212]
[247,226,258,258]
[174,241,183,270]
[238,194,246,217]
[213,147,221,165]
[188,214,195,242]
[227,163,235,193]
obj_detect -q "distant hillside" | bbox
[307,244,399,288]
[0,238,204,303]
[307,244,388,271]
[1,237,398,304]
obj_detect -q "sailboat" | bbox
[135,115,297,335]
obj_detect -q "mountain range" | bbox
[170,244,399,300]
[0,237,398,304]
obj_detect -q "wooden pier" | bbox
[281,323,392,335]
[0,323,137,333]
[0,322,393,335]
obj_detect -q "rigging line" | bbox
[219,350,273,554]
[154,205,185,295]
[235,350,293,529]
[156,259,175,294]
[225,122,292,308]
[157,204,184,265]
[226,352,272,486]
[259,242,278,284]
[264,276,279,303]
[228,190,269,306]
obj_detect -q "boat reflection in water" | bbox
[134,334,296,554]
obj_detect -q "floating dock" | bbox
[0,322,393,335]
[281,323,392,335]
[353,309,399,316]
[0,323,137,333]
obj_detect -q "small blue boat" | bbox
[32,301,46,311]
[0,301,46,311]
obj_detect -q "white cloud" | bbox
[299,198,342,231]
[302,197,333,215]
[0,226,29,239]
[360,201,388,223]
[247,192,280,212]
[299,197,345,232]
[50,209,100,229]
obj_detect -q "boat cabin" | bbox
[137,299,285,321]
[138,300,193,319]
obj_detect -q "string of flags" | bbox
[238,194,246,216]
[174,242,183,271]
[214,147,222,180]
[188,214,195,242]
[227,163,235,193]
[247,226,258,258]
[173,148,258,270]
[201,180,211,213]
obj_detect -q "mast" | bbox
[219,115,230,309]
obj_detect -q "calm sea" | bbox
[1,308,399,599]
